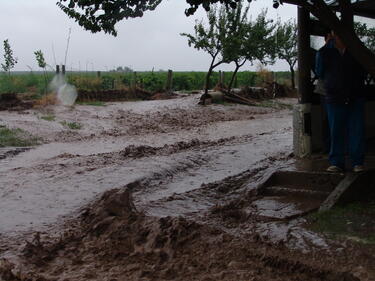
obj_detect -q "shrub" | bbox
[61,121,82,130]
[0,125,39,147]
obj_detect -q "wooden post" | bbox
[131,72,137,91]
[294,7,313,158]
[56,65,60,74]
[297,7,312,104]
[165,69,173,93]
[97,71,101,78]
[62,65,66,76]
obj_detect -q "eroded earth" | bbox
[0,94,374,281]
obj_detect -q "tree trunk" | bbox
[43,69,48,96]
[228,60,246,93]
[290,66,295,89]
[228,66,240,92]
[204,53,222,95]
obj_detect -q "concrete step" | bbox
[260,171,344,193]
[263,185,330,200]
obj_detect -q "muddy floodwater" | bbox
[0,94,374,281]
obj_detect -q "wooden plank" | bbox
[319,173,359,212]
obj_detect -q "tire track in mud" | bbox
[0,130,291,236]
[0,188,369,281]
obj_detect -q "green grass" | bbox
[2,71,292,95]
[40,115,55,121]
[76,101,106,106]
[0,126,39,147]
[60,121,82,130]
[308,202,375,244]
[0,72,53,96]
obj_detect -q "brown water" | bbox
[0,95,373,281]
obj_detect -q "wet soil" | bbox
[0,94,374,280]
[0,93,34,111]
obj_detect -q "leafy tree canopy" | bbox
[275,20,298,88]
[1,39,18,75]
[57,0,248,36]
[58,0,375,77]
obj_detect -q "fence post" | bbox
[132,72,137,90]
[97,71,101,78]
[166,69,173,94]
[219,71,225,86]
[56,65,60,74]
[62,65,66,76]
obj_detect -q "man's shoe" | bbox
[353,165,365,173]
[326,165,343,173]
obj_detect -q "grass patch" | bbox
[307,202,375,244]
[40,115,55,121]
[61,121,82,130]
[0,126,39,147]
[76,101,106,106]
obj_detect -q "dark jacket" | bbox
[321,47,366,104]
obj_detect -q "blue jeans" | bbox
[326,99,365,169]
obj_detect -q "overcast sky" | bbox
[0,0,298,72]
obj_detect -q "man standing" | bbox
[321,33,366,173]
[315,32,334,153]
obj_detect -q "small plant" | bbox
[1,39,18,76]
[40,115,55,121]
[60,121,82,130]
[255,64,274,87]
[0,125,39,147]
[34,50,48,95]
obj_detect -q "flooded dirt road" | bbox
[0,95,374,281]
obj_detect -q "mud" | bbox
[0,147,31,160]
[0,94,374,280]
[0,93,34,111]
[1,189,372,281]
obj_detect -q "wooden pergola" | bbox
[280,0,375,157]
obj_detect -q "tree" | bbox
[354,22,375,54]
[57,0,163,36]
[274,20,298,88]
[182,2,276,94]
[223,8,276,91]
[57,0,375,78]
[181,5,228,94]
[34,50,48,95]
[1,39,18,76]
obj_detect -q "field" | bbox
[0,70,292,96]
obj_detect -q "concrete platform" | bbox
[254,168,375,220]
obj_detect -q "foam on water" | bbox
[49,74,78,106]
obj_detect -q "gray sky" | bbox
[0,0,297,72]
